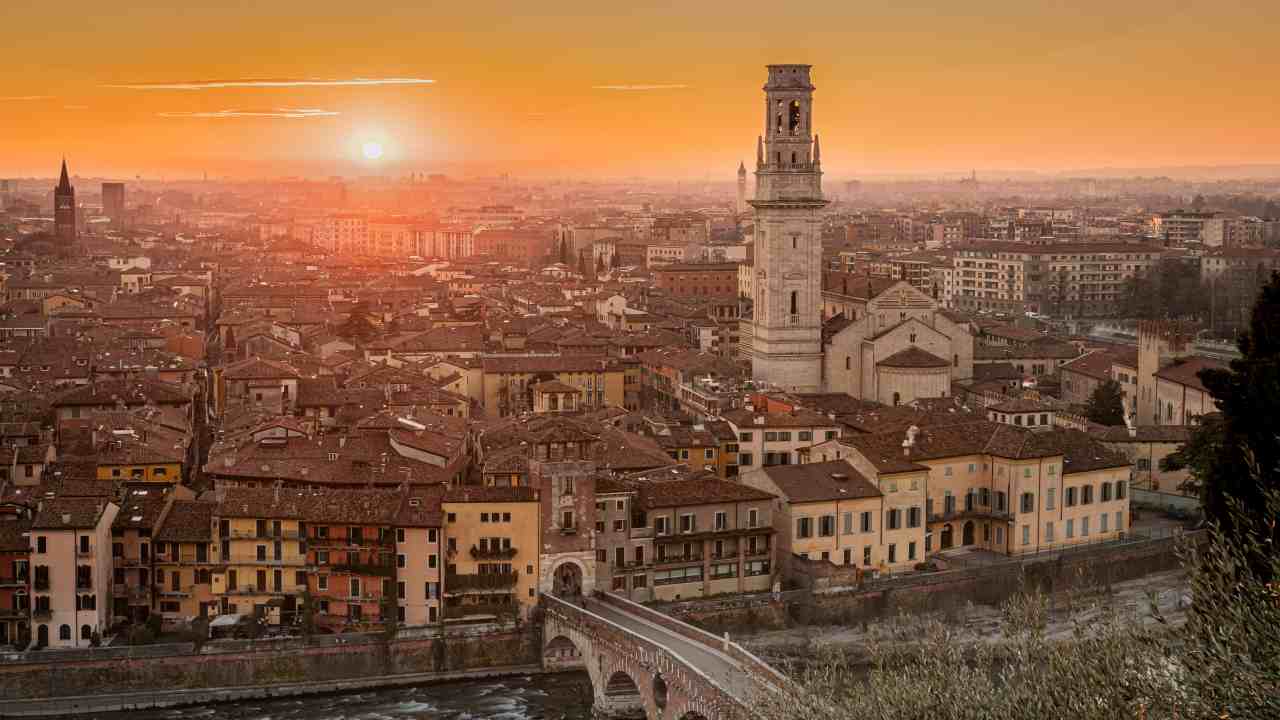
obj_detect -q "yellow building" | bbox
[441,486,541,620]
[153,500,219,622]
[741,460,925,576]
[212,488,308,625]
[481,356,625,417]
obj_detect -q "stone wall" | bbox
[656,531,1200,635]
[0,624,540,701]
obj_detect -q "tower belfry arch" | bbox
[746,65,828,392]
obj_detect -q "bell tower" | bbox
[747,65,827,392]
[54,158,77,243]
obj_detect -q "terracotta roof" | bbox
[723,408,838,429]
[155,500,214,542]
[877,346,950,369]
[1154,356,1226,394]
[0,517,31,552]
[759,460,883,503]
[443,486,538,503]
[634,476,774,509]
[32,497,112,529]
[1096,425,1191,443]
[223,356,302,381]
[1060,350,1121,382]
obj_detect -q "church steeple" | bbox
[57,158,72,192]
[54,157,77,242]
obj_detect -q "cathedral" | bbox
[747,65,974,401]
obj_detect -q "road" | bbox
[583,598,760,706]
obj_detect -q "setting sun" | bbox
[360,141,384,161]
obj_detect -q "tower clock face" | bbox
[58,199,71,209]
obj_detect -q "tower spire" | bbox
[756,135,763,167]
[58,157,71,191]
[813,134,821,166]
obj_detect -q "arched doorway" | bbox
[553,561,583,597]
[940,524,954,549]
[962,521,975,546]
[37,624,48,647]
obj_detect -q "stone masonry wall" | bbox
[0,625,540,701]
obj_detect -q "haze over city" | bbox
[4,0,1280,179]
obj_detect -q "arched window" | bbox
[80,624,91,640]
[845,356,851,370]
[59,624,71,641]
[791,151,797,165]
[788,100,802,134]
[893,392,901,406]
[790,291,798,315]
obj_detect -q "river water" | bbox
[95,673,595,720]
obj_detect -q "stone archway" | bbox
[544,634,584,671]
[554,560,584,597]
[597,669,645,718]
[962,521,975,546]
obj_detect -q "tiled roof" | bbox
[155,500,214,542]
[1154,356,1226,394]
[633,476,774,510]
[877,346,950,368]
[0,517,31,551]
[443,486,538,503]
[32,497,111,529]
[760,460,883,503]
[722,408,838,429]
[1095,425,1191,443]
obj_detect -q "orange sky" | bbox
[2,0,1278,180]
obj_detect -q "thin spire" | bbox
[813,135,821,165]
[756,136,763,167]
[57,157,72,191]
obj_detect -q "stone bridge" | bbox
[541,592,791,720]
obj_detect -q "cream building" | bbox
[741,460,925,576]
[30,498,119,648]
[821,276,975,405]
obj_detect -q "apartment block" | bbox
[29,498,119,648]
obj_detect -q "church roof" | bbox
[877,346,950,369]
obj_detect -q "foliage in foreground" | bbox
[757,491,1280,720]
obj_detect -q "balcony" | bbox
[31,607,52,620]
[0,607,29,620]
[0,575,27,588]
[309,534,394,548]
[225,529,302,541]
[653,553,703,567]
[629,526,654,540]
[928,507,1013,523]
[744,546,771,558]
[470,545,517,560]
[226,554,306,566]
[444,601,515,620]
[76,579,93,591]
[224,584,287,596]
[446,571,519,593]
[709,550,739,561]
[328,562,395,577]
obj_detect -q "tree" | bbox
[596,253,605,275]
[300,588,317,638]
[337,301,377,343]
[1183,270,1280,581]
[559,238,570,266]
[380,594,399,640]
[577,250,589,278]
[1084,380,1126,425]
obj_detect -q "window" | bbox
[704,448,715,460]
[860,511,872,533]
[1045,488,1055,511]
[1065,487,1077,507]
[1115,511,1123,531]
[1045,521,1055,542]
[1116,481,1126,499]
[1101,482,1112,502]
[796,517,813,538]
[715,511,727,531]
[738,432,753,442]
[907,507,921,528]
[908,542,917,561]
[36,536,46,554]
[60,624,71,641]
[842,512,853,535]
[1020,492,1035,514]
[1066,519,1075,538]
[654,516,670,535]
[747,508,759,528]
[1100,513,1109,532]
[739,452,754,467]
[561,510,575,530]
[1082,485,1094,505]
[1081,516,1090,537]
[680,514,696,533]
[863,546,872,566]
[886,509,901,530]
[798,431,812,441]
[818,515,835,537]
[1022,525,1031,545]
[887,544,897,564]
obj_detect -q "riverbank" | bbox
[1,663,552,718]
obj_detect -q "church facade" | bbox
[747,65,974,402]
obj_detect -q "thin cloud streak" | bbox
[157,108,340,119]
[106,77,434,90]
[592,84,689,91]
[0,95,54,101]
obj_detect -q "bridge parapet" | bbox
[542,593,746,720]
[594,592,793,692]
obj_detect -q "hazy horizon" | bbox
[4,0,1279,180]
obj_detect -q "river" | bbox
[93,673,595,720]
